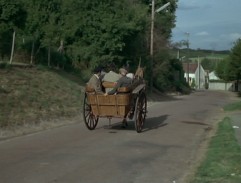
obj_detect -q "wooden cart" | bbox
[83,82,147,133]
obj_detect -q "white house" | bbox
[182,62,206,89]
[209,71,219,80]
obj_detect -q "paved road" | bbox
[0,90,235,183]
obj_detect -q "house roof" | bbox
[182,63,198,73]
[209,71,220,80]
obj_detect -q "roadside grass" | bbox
[223,101,241,111]
[190,117,241,183]
[0,66,85,128]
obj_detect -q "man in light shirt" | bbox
[87,66,104,94]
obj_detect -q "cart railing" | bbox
[85,81,145,118]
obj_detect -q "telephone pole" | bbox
[150,0,155,93]
[150,0,170,92]
[185,32,190,84]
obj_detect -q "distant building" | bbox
[182,63,206,89]
[209,71,220,80]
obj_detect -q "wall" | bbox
[208,82,234,91]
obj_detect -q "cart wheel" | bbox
[134,92,147,133]
[83,93,99,130]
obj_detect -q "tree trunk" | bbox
[30,41,35,65]
[9,31,16,64]
[237,73,240,92]
[57,39,64,69]
[48,46,51,67]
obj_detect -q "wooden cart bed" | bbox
[86,93,131,117]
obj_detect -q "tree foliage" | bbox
[0,0,26,59]
[215,57,231,82]
[229,39,241,81]
[216,39,241,81]
[201,58,217,72]
[0,0,183,92]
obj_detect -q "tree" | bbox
[215,58,230,81]
[229,39,241,91]
[0,0,180,92]
[201,58,216,72]
[61,0,149,69]
[215,39,241,91]
[22,0,63,66]
[0,0,26,60]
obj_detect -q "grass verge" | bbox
[223,101,241,112]
[190,117,241,183]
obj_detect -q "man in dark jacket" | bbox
[104,68,132,127]
[105,68,132,95]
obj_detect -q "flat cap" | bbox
[119,68,128,75]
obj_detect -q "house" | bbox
[209,71,219,80]
[182,62,207,89]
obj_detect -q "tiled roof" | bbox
[182,63,198,73]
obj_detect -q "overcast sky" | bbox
[171,0,241,51]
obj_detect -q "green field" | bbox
[170,48,229,60]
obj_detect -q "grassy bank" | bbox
[0,66,85,128]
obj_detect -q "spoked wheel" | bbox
[83,93,99,130]
[134,92,147,133]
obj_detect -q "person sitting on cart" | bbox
[104,68,132,95]
[104,68,132,127]
[87,66,104,94]
[102,63,121,93]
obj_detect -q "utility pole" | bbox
[150,0,155,93]
[150,1,170,92]
[198,56,200,89]
[185,32,190,85]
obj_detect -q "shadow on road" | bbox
[142,115,169,132]
[147,91,184,102]
[102,115,169,133]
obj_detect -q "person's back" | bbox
[104,68,132,127]
[102,71,120,82]
[106,68,132,95]
[116,75,132,87]
[102,63,121,92]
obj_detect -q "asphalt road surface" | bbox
[0,90,236,183]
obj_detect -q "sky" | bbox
[171,0,241,51]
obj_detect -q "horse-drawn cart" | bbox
[83,82,147,133]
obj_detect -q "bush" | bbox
[0,62,11,69]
